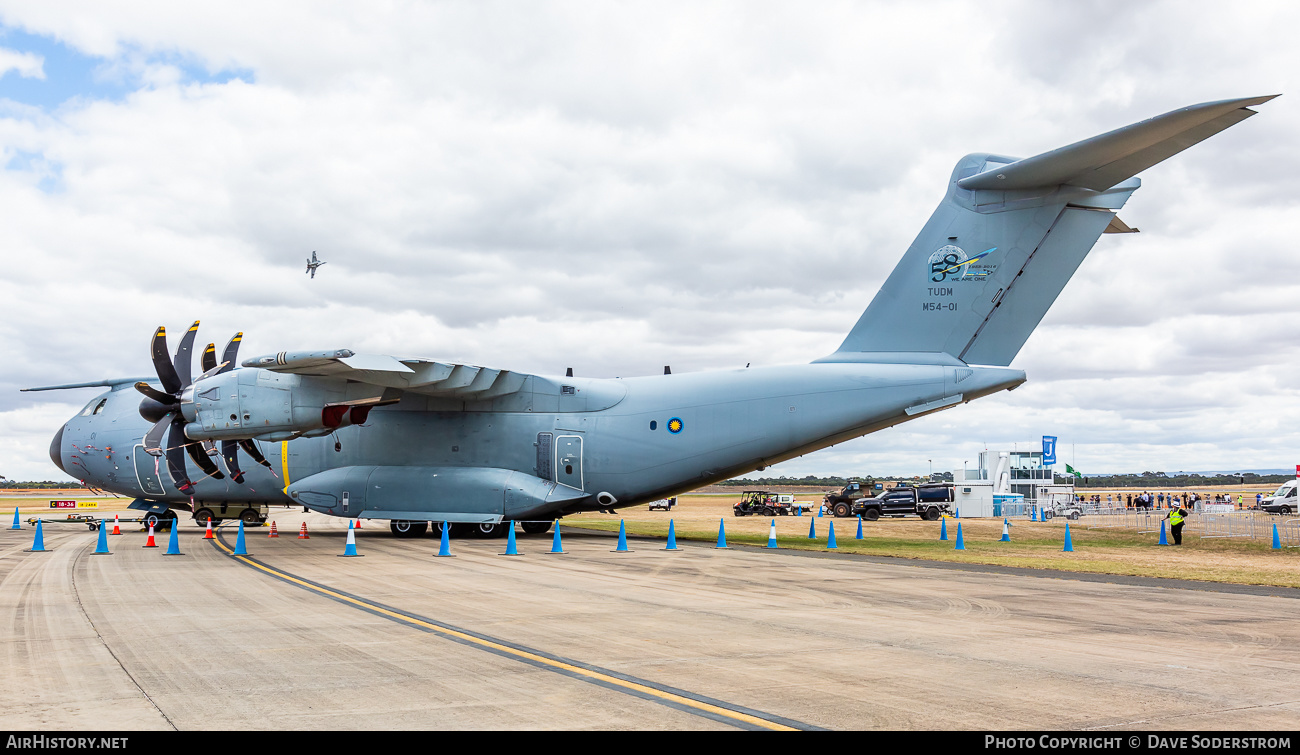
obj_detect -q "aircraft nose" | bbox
[49,425,67,475]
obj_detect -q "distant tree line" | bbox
[0,481,85,489]
[721,472,953,487]
[725,471,1290,489]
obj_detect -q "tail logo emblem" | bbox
[928,245,997,282]
[667,417,684,434]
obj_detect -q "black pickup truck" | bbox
[852,484,954,521]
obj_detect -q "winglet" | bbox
[958,95,1279,192]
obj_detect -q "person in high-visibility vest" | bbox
[1165,503,1188,545]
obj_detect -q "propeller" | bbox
[135,322,228,494]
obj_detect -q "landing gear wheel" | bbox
[863,508,880,521]
[390,520,428,537]
[474,522,508,538]
[833,502,851,518]
[145,513,164,530]
[239,508,261,526]
[520,520,553,535]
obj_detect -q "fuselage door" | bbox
[555,435,583,490]
[132,444,166,496]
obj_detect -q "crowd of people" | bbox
[1076,491,1256,510]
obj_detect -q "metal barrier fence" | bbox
[1193,510,1260,540]
[1083,505,1159,532]
[1272,518,1300,548]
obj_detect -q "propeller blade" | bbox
[201,342,217,373]
[174,320,200,387]
[219,333,242,374]
[142,415,171,456]
[221,440,245,484]
[134,381,178,405]
[150,326,182,394]
[239,439,274,469]
[185,437,224,480]
[195,362,229,382]
[165,416,194,494]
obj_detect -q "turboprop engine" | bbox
[181,366,397,443]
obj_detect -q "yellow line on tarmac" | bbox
[210,533,799,731]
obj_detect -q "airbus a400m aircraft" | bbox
[30,96,1273,537]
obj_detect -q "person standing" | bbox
[1165,502,1188,545]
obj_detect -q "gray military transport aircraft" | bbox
[26,96,1273,538]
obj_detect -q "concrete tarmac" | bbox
[2,514,1298,730]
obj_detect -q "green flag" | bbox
[1065,464,1083,479]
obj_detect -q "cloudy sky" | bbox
[1,1,1297,482]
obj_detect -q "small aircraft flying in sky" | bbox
[26,96,1274,538]
[305,251,326,279]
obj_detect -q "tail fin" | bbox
[823,95,1275,367]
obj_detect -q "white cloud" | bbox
[0,45,41,79]
[0,1,1298,480]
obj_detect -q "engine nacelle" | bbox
[181,368,394,442]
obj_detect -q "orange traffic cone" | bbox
[268,521,279,538]
[354,518,362,529]
[203,517,215,540]
[143,524,158,548]
[298,522,310,539]
[111,514,122,535]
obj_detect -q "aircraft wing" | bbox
[241,350,529,400]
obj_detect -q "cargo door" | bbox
[555,435,583,490]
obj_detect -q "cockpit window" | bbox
[80,398,107,416]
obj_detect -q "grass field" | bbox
[565,493,1300,588]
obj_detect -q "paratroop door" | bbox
[555,435,583,490]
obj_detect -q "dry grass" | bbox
[566,493,1300,588]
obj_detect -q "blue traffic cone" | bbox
[339,520,361,557]
[767,519,778,548]
[1158,520,1168,546]
[27,519,46,552]
[1063,522,1074,552]
[954,522,965,550]
[614,520,630,552]
[164,518,183,556]
[10,507,20,530]
[1000,519,1010,542]
[1273,523,1281,550]
[797,504,802,516]
[550,523,566,554]
[93,520,111,555]
[234,519,248,555]
[1031,506,1038,522]
[827,521,837,549]
[503,522,520,555]
[855,516,863,540]
[436,521,453,557]
[955,508,961,519]
[808,517,816,539]
[665,519,679,551]
[940,517,948,541]
[716,518,728,548]
[817,505,823,517]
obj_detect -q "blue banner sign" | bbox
[1042,436,1058,465]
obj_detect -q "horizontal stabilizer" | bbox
[958,95,1277,192]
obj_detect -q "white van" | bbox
[1261,481,1298,515]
